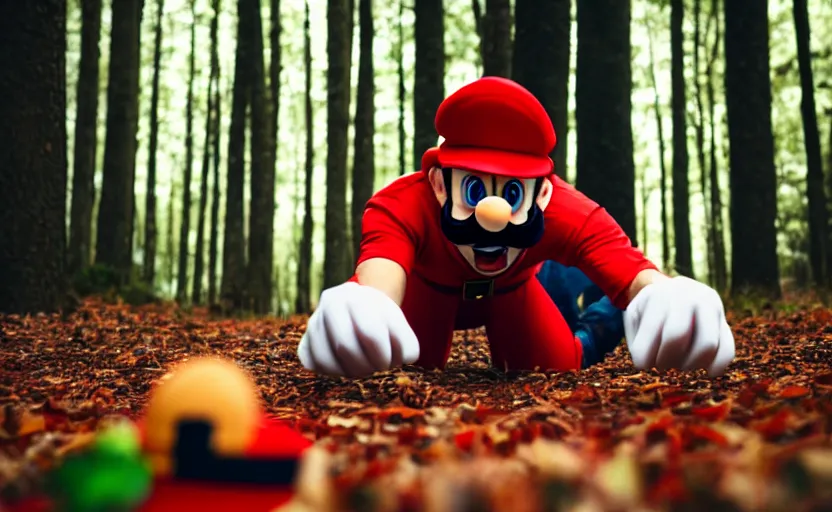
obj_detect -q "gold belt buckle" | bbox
[463,279,495,300]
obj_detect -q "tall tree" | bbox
[793,0,828,286]
[199,0,221,305]
[166,179,176,290]
[208,21,222,306]
[68,0,102,275]
[246,0,275,313]
[647,19,670,271]
[481,0,512,77]
[472,0,483,72]
[512,0,570,179]
[194,2,221,305]
[0,0,68,314]
[270,0,281,151]
[193,80,212,305]
[143,0,164,286]
[176,0,197,302]
[692,0,712,284]
[670,0,693,278]
[413,0,445,167]
[706,0,726,291]
[724,0,780,297]
[323,0,353,289]
[95,0,145,283]
[296,0,314,313]
[351,0,376,261]
[397,0,406,175]
[221,0,251,309]
[575,0,637,243]
[269,0,282,306]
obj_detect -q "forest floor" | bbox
[0,296,831,511]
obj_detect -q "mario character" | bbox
[298,77,735,379]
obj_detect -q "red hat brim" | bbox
[437,145,552,178]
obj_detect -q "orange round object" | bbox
[143,357,261,475]
[475,196,512,232]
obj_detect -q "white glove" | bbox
[297,282,420,378]
[623,276,735,377]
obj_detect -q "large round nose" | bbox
[475,196,512,232]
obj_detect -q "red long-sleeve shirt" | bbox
[355,172,657,309]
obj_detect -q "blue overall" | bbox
[536,260,625,368]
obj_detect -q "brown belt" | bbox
[413,271,528,301]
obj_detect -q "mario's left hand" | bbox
[623,276,735,377]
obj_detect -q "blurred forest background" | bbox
[1,0,832,317]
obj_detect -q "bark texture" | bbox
[413,0,445,168]
[512,0,571,179]
[68,0,102,275]
[95,0,144,283]
[351,0,376,261]
[574,0,637,244]
[724,0,781,297]
[0,0,68,314]
[323,0,353,289]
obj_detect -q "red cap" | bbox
[421,146,440,172]
[430,77,556,178]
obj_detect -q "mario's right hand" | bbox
[297,282,420,378]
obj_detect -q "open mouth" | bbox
[471,245,508,272]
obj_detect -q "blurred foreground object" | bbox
[46,419,151,512]
[45,356,313,512]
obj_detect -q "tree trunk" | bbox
[193,9,219,305]
[221,0,251,310]
[670,0,693,278]
[296,0,314,314]
[208,0,222,306]
[413,0,445,168]
[269,0,282,304]
[827,113,832,190]
[0,0,68,314]
[247,0,275,314]
[291,106,303,311]
[647,20,670,272]
[95,0,144,283]
[192,91,211,305]
[270,0,281,155]
[793,0,828,286]
[724,0,780,297]
[574,0,637,244]
[166,180,176,290]
[143,0,164,287]
[640,173,650,258]
[68,0,102,276]
[398,0,406,175]
[707,0,727,292]
[323,0,352,289]
[481,0,512,77]
[351,0,375,261]
[512,0,570,179]
[472,0,483,73]
[693,0,713,285]
[176,0,197,302]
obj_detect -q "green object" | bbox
[47,423,152,512]
[95,420,142,457]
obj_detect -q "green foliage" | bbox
[71,264,159,306]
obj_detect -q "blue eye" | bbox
[502,179,525,213]
[461,175,487,207]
